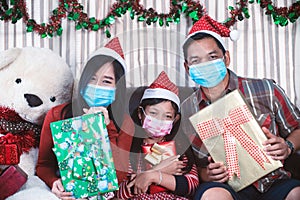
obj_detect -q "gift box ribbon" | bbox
[142,141,176,166]
[196,105,270,178]
[60,132,103,182]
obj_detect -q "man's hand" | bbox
[262,127,290,160]
[201,156,229,183]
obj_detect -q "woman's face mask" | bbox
[81,84,116,107]
[189,58,227,88]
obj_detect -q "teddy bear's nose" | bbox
[24,94,43,107]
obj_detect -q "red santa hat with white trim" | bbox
[183,15,239,50]
[141,71,180,110]
[88,37,127,72]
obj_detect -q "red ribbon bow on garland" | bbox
[196,105,270,178]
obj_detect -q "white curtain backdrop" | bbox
[0,0,299,107]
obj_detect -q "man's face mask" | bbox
[189,58,227,88]
[81,84,116,107]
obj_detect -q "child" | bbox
[116,71,199,199]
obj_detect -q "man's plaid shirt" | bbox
[181,69,300,193]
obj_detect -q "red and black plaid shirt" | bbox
[181,69,300,193]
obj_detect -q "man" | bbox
[181,15,300,200]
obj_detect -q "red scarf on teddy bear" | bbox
[0,106,41,164]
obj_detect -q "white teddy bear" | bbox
[0,47,74,199]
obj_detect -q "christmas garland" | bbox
[0,0,299,38]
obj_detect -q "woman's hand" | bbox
[51,179,75,200]
[152,155,185,175]
[201,156,229,183]
[83,106,110,125]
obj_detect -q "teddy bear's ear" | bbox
[0,48,22,70]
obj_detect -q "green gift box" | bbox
[50,113,119,199]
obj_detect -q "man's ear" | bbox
[224,51,231,67]
[184,61,189,75]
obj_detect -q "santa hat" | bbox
[141,71,180,110]
[183,15,239,50]
[89,37,126,72]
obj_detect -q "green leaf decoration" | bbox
[130,11,135,19]
[57,27,63,36]
[92,24,100,31]
[41,33,47,38]
[138,15,145,21]
[26,25,33,32]
[75,23,82,30]
[159,18,164,26]
[182,2,188,13]
[89,17,96,23]
[189,11,197,19]
[238,14,244,21]
[106,15,115,25]
[105,29,111,38]
[267,4,274,11]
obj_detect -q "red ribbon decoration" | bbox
[196,105,270,178]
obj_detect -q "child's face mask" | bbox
[141,109,173,138]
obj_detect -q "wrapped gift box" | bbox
[0,165,28,200]
[0,144,20,165]
[189,89,282,192]
[142,141,176,166]
[50,113,119,199]
[141,141,176,194]
[0,133,22,165]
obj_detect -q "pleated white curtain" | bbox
[0,0,299,107]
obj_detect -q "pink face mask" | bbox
[142,114,173,138]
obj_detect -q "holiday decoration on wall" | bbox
[0,0,299,38]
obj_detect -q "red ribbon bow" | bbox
[196,105,270,178]
[0,133,20,145]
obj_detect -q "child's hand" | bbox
[127,172,152,194]
[152,155,185,175]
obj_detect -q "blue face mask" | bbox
[81,84,116,107]
[189,58,227,88]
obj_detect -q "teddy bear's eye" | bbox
[50,96,56,102]
[15,78,22,84]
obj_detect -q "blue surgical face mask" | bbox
[189,58,227,88]
[81,84,116,107]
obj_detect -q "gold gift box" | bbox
[189,89,282,191]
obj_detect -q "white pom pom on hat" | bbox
[183,15,239,50]
[229,29,240,41]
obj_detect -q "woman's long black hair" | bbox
[61,55,126,131]
[129,98,196,173]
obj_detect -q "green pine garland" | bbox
[0,0,299,38]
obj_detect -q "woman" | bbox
[36,37,133,200]
[116,71,199,199]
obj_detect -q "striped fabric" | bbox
[0,0,299,107]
